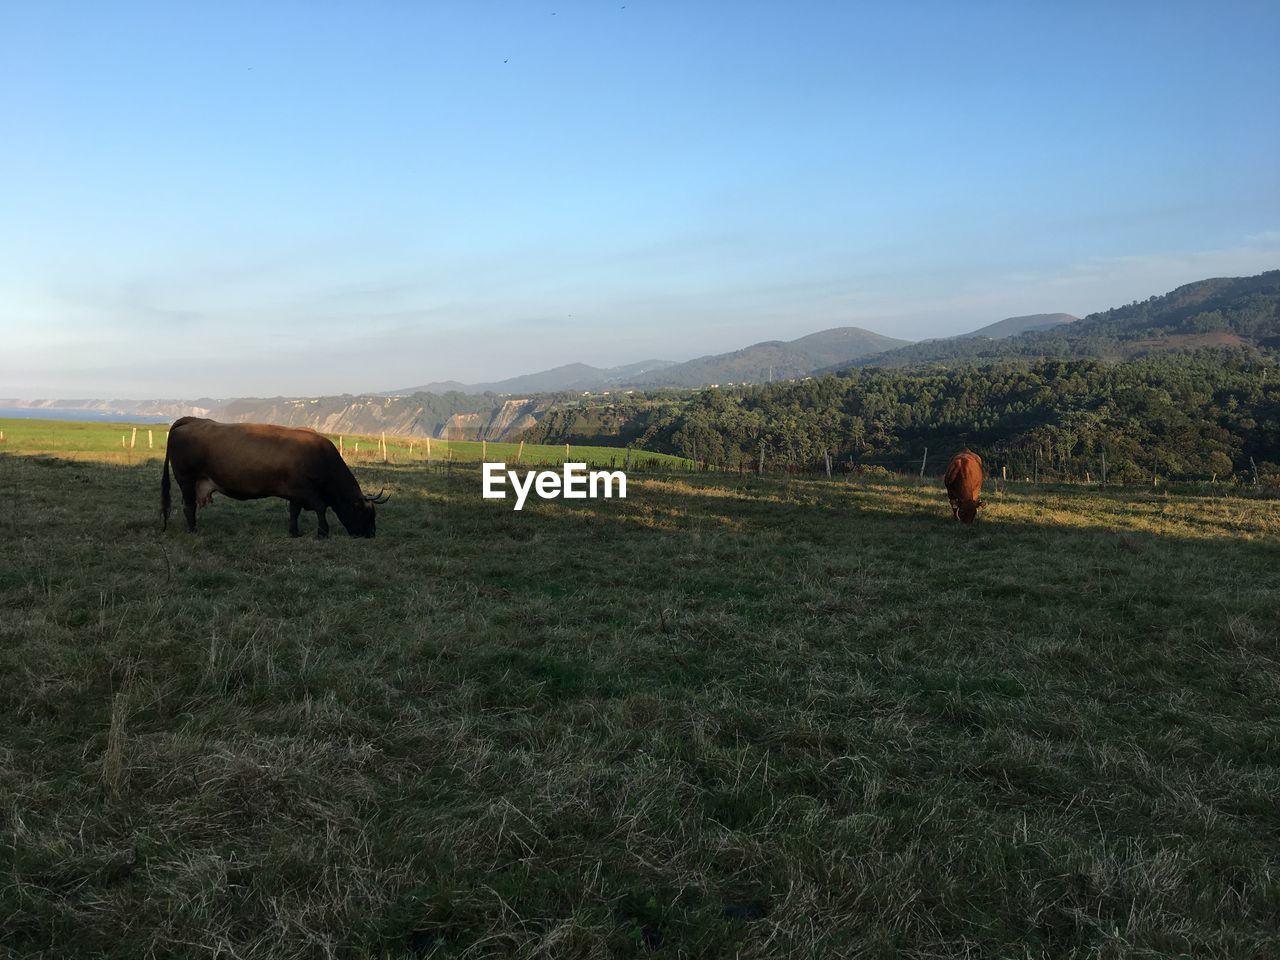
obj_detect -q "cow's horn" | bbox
[365,488,390,504]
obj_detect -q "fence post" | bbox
[824,447,832,478]
[130,427,137,449]
[758,443,765,476]
[919,447,928,483]
[339,436,344,457]
[482,439,487,461]
[381,432,388,464]
[517,440,524,464]
[425,436,431,460]
[148,429,153,449]
[1101,452,1106,488]
[565,442,570,464]
[1152,458,1158,487]
[1252,456,1260,486]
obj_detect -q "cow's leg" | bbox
[288,501,303,538]
[176,478,199,532]
[315,507,330,539]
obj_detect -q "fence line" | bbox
[677,446,1275,489]
[4,420,1270,488]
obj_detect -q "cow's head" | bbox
[346,488,390,537]
[953,498,983,524]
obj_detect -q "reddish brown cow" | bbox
[161,417,389,538]
[944,450,984,524]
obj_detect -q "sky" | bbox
[2,1,1279,398]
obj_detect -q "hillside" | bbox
[957,312,1078,339]
[633,326,910,388]
[393,359,678,396]
[521,351,1280,484]
[852,270,1280,368]
[392,327,909,396]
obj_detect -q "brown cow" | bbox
[161,417,389,538]
[944,449,984,524]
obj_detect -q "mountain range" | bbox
[398,316,1075,397]
[391,326,908,395]
[389,359,679,396]
[8,270,1276,442]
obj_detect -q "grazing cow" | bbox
[160,417,389,538]
[944,449,984,524]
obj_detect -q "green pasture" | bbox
[1,449,1277,958]
[0,417,691,471]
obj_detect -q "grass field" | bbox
[1,436,1279,957]
[0,417,692,472]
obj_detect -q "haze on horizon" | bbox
[3,1,1278,399]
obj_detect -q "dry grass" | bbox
[1,450,1278,958]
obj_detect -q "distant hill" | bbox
[389,326,908,394]
[848,271,1280,368]
[626,327,911,388]
[957,312,1078,339]
[392,360,678,396]
[807,313,1078,375]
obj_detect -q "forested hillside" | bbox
[853,270,1280,368]
[525,350,1280,483]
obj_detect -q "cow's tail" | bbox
[160,445,172,531]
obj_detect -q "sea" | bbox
[0,407,171,424]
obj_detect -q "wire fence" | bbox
[6,420,1271,491]
[389,429,1277,491]
[670,444,1277,492]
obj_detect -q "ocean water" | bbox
[0,407,171,424]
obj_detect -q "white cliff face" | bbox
[3,393,549,440]
[215,395,547,441]
[440,398,542,441]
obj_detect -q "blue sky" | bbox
[3,1,1278,397]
